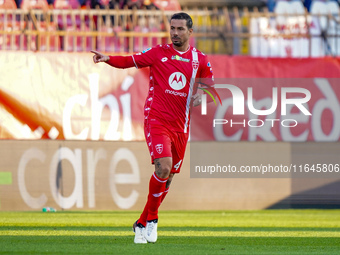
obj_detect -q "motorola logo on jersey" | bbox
[168,72,187,90]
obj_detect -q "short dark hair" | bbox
[170,12,193,29]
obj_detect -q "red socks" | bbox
[137,173,168,226]
[137,200,149,227]
[161,187,170,204]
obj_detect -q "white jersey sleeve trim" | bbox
[184,50,199,133]
[132,55,138,69]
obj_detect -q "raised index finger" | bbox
[90,50,102,55]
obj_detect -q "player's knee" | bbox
[156,165,171,178]
[154,158,172,178]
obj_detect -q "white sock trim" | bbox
[152,192,164,197]
[152,173,168,183]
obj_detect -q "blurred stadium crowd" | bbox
[1,0,340,56]
[0,0,339,11]
[0,0,180,10]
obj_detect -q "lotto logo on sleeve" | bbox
[168,72,186,90]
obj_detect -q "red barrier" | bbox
[212,56,340,78]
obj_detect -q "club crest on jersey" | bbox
[192,60,199,70]
[168,72,186,90]
[171,55,190,62]
[155,144,163,154]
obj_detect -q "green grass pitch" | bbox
[0,210,339,254]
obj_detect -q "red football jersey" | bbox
[132,44,213,133]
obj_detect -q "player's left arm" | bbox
[191,55,220,107]
[91,50,135,69]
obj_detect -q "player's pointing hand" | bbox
[91,50,110,63]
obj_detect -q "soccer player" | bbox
[91,12,214,243]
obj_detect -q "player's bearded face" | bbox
[170,19,192,47]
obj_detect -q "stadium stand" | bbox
[20,0,49,10]
[0,0,340,56]
[54,0,81,9]
[153,0,181,10]
[0,0,17,9]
